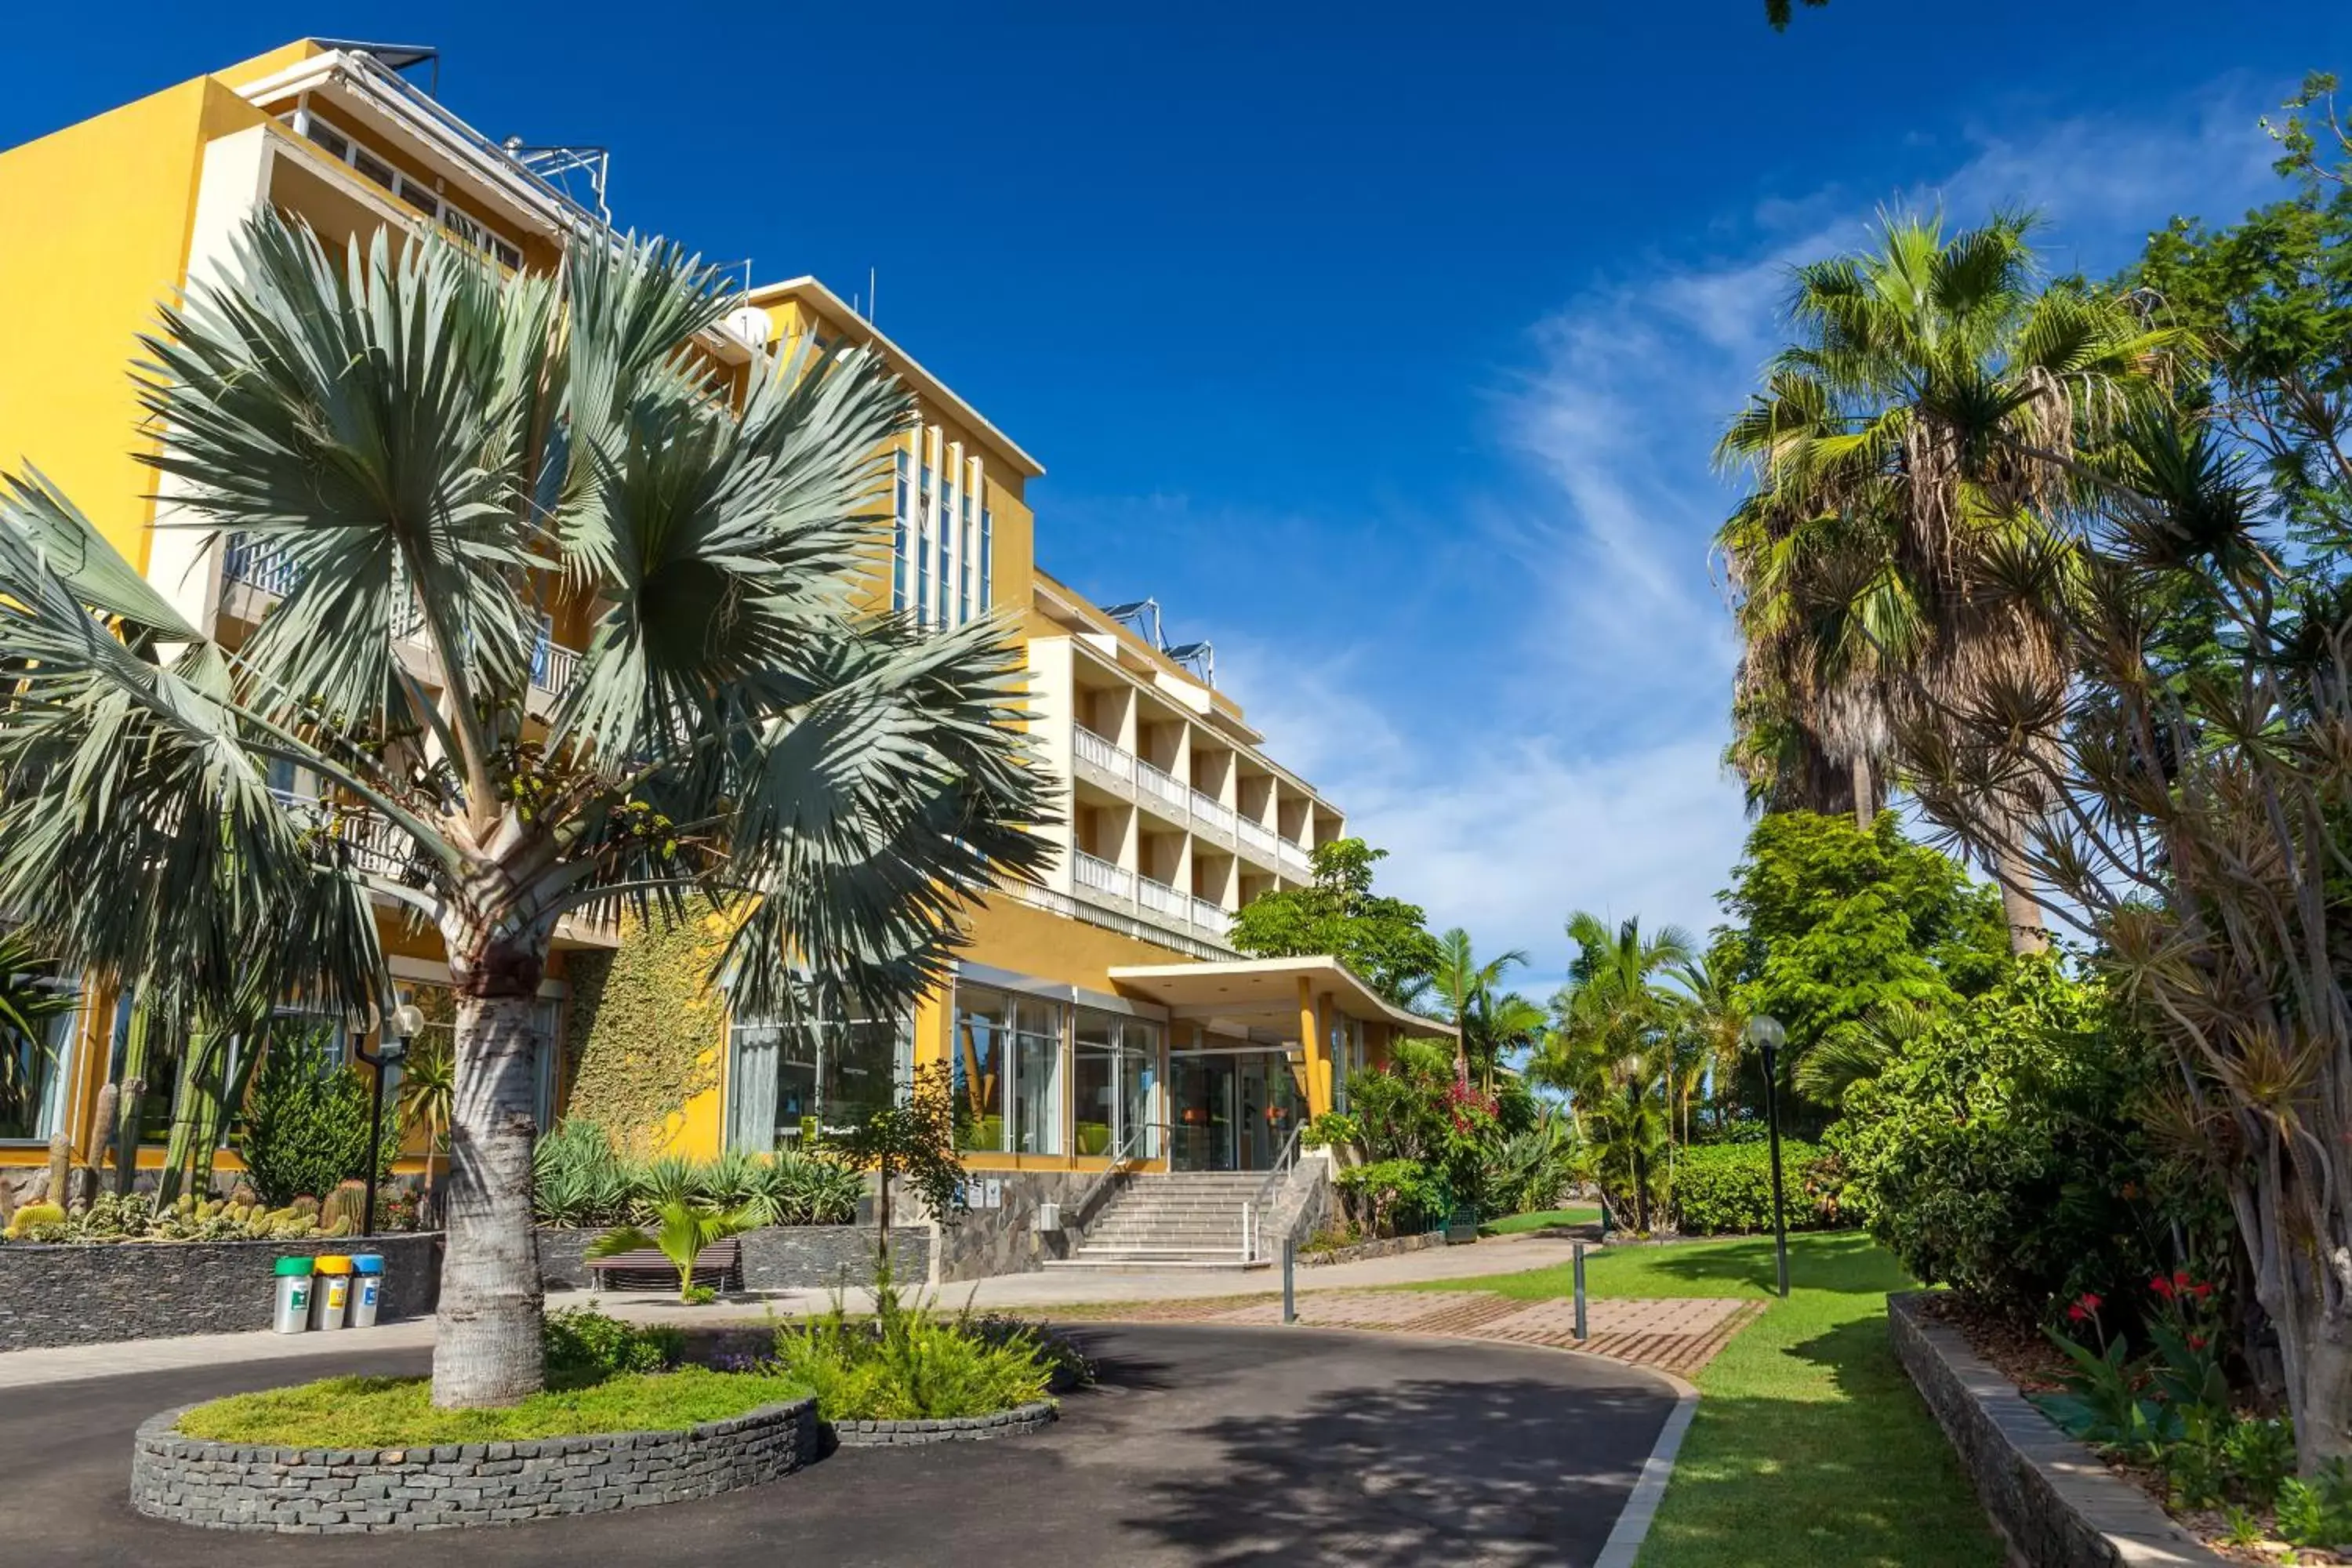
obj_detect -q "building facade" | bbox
[0,41,1443,1236]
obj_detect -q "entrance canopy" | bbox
[1107,956,1452,1040]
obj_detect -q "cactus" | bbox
[292,1193,320,1218]
[228,1182,258,1208]
[321,1214,354,1239]
[4,1200,67,1240]
[45,1133,69,1208]
[322,1180,368,1234]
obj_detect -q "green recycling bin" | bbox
[271,1256,314,1334]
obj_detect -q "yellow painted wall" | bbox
[0,75,269,569]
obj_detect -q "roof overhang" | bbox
[1107,956,1451,1038]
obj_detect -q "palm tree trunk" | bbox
[1996,824,2049,956]
[431,935,547,1409]
[1851,753,1876,831]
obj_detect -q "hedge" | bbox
[1669,1139,1849,1236]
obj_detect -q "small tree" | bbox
[820,1059,965,1283]
[1229,840,1444,1008]
[586,1196,760,1302]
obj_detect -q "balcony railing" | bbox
[530,630,583,696]
[1073,726,1134,783]
[223,533,301,597]
[1191,896,1229,935]
[1136,758,1189,814]
[1137,873,1186,919]
[1236,818,1279,859]
[1189,790,1236,836]
[1073,851,1134,903]
[1279,839,1314,877]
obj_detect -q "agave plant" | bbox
[0,212,1054,1406]
[758,1149,866,1226]
[532,1119,634,1229]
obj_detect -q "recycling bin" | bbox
[350,1254,385,1328]
[310,1254,353,1330]
[271,1256,314,1334]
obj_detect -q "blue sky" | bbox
[9,4,2350,992]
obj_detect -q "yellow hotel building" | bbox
[0,41,1443,1276]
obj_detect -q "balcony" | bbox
[1191,895,1229,935]
[1236,817,1279,861]
[1073,850,1135,906]
[1279,840,1314,877]
[1135,757,1189,820]
[1137,873,1187,921]
[223,535,582,702]
[1073,726,1137,797]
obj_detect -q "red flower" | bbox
[2067,1304,2089,1323]
[2191,1283,2212,1301]
[2172,1269,2192,1289]
[2150,1275,2176,1300]
[2188,1334,2208,1351]
[2076,1292,2103,1313]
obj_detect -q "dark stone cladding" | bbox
[535,1225,931,1293]
[1298,1231,1446,1269]
[827,1399,1057,1447]
[129,1397,818,1533]
[0,1232,441,1352]
[1887,1291,2229,1567]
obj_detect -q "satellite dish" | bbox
[724,305,773,348]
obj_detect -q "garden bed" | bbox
[535,1224,929,1292]
[1887,1290,2231,1567]
[132,1388,817,1533]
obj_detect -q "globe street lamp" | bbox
[354,1002,423,1236]
[1744,1013,1791,1298]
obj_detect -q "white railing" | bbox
[1137,874,1185,919]
[1192,896,1229,935]
[1136,759,1189,814]
[1190,790,1236,835]
[222,534,300,597]
[530,633,583,696]
[272,789,417,882]
[1279,840,1313,877]
[1073,727,1135,784]
[1073,851,1135,903]
[1236,818,1279,859]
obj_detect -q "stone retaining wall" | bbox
[1299,1230,1445,1268]
[828,1400,1057,1447]
[129,1397,818,1533]
[536,1225,930,1293]
[0,1232,441,1352]
[1887,1291,2227,1566]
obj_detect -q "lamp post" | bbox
[354,1003,423,1237]
[1745,1014,1790,1298]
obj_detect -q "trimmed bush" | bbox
[1668,1139,1843,1235]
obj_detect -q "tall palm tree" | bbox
[395,1036,458,1223]
[1717,211,2183,951]
[1667,949,1750,1130]
[0,215,1053,1406]
[1431,927,1529,1087]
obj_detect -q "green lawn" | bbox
[1427,1231,2002,1568]
[178,1367,811,1447]
[1478,1205,1601,1236]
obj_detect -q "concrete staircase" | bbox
[1043,1171,1273,1272]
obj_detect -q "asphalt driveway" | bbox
[3,1323,1676,1566]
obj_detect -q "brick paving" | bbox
[1083,1287,1762,1377]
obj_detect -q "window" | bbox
[953,985,1064,1155]
[292,111,524,270]
[0,978,77,1142]
[306,120,350,162]
[958,492,974,623]
[979,506,993,610]
[891,450,911,612]
[935,480,953,627]
[1074,1009,1160,1159]
[727,1013,912,1152]
[353,147,398,194]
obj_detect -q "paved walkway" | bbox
[9,1324,1681,1567]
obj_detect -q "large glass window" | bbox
[0,982,77,1142]
[727,1014,911,1152]
[953,985,1065,1156]
[1074,1008,1160,1159]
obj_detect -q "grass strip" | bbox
[177,1367,810,1448]
[1479,1206,1602,1236]
[1428,1230,2003,1568]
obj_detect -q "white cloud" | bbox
[1215,78,2290,986]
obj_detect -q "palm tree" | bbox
[1717,211,2183,951]
[1530,913,1693,1229]
[1667,950,1750,1130]
[0,215,1053,1406]
[0,928,75,1138]
[1431,927,1529,1087]
[395,1036,458,1224]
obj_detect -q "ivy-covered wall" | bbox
[561,905,733,1153]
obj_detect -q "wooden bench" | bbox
[585,1237,743,1294]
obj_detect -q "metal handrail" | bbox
[1065,1117,1175,1236]
[1245,1124,1305,1260]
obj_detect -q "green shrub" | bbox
[1669,1140,1836,1235]
[530,1121,864,1229]
[1334,1157,1445,1237]
[771,1283,1054,1421]
[541,1304,684,1379]
[1836,961,2212,1319]
[236,1036,394,1207]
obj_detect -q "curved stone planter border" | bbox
[130,1396,817,1534]
[1887,1291,2226,1567]
[1299,1231,1445,1269]
[828,1399,1057,1447]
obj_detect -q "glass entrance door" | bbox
[1170,1052,1236,1171]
